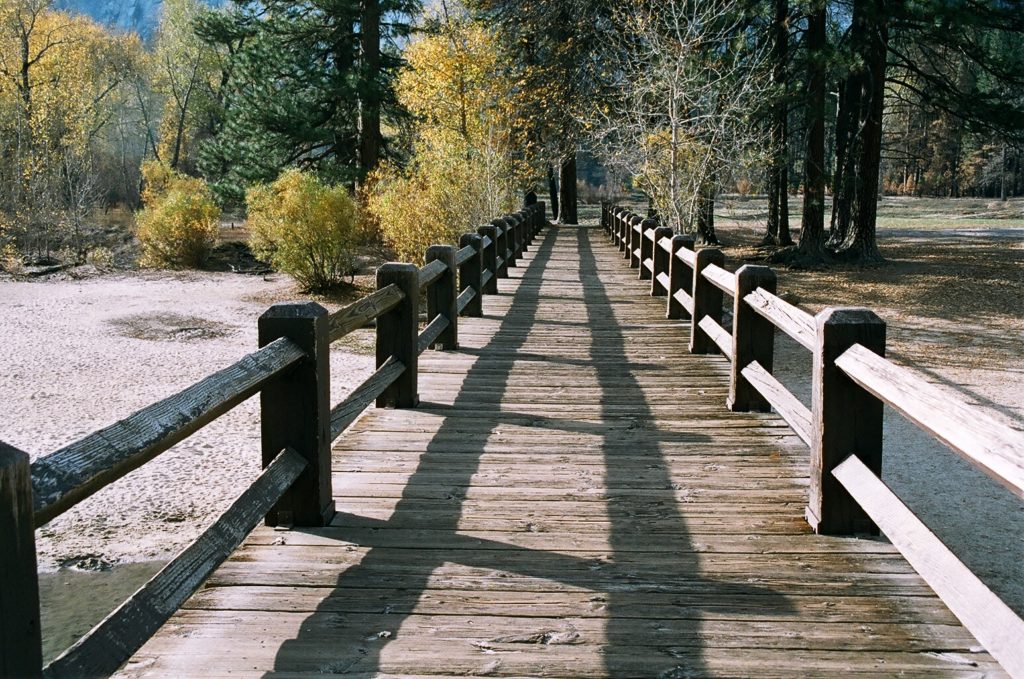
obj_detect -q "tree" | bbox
[589,0,771,243]
[763,0,792,246]
[195,0,418,205]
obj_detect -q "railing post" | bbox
[510,213,524,263]
[618,209,628,255]
[729,265,777,412]
[459,233,483,317]
[651,225,674,295]
[477,224,499,293]
[518,210,530,253]
[376,263,419,408]
[628,215,643,268]
[638,217,657,281]
[690,247,725,354]
[259,302,334,527]
[536,201,546,240]
[492,218,510,278]
[0,442,43,678]
[808,308,886,535]
[601,202,608,234]
[426,244,458,350]
[667,235,695,319]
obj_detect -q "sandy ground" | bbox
[0,269,375,571]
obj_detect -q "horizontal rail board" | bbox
[643,258,654,273]
[456,287,476,315]
[481,270,494,289]
[644,228,656,241]
[633,224,642,233]
[418,259,447,289]
[454,245,476,267]
[741,361,812,445]
[656,272,670,291]
[673,288,694,315]
[43,448,307,678]
[328,284,404,342]
[702,263,736,295]
[832,455,1024,677]
[675,246,696,267]
[658,237,673,254]
[744,288,815,351]
[835,344,1024,498]
[698,315,733,358]
[632,248,641,260]
[481,236,493,249]
[417,315,451,355]
[30,337,305,526]
[329,358,406,440]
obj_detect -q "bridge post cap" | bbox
[695,247,725,262]
[477,223,498,234]
[260,301,328,321]
[426,244,455,256]
[815,306,886,330]
[735,264,777,282]
[460,233,482,246]
[641,217,659,229]
[377,262,419,276]
[654,225,674,236]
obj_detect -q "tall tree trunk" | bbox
[764,0,791,246]
[547,163,559,221]
[835,0,887,263]
[696,177,720,245]
[558,154,578,223]
[829,0,865,248]
[797,2,827,260]
[359,0,381,177]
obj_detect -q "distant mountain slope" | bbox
[53,0,221,40]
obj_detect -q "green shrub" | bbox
[136,162,220,268]
[247,169,367,291]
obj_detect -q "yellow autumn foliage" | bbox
[136,161,220,268]
[247,169,367,291]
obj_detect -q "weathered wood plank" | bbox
[417,258,447,289]
[456,287,476,314]
[702,262,736,295]
[836,343,1024,499]
[327,284,404,342]
[45,448,306,679]
[741,361,812,445]
[698,315,734,358]
[0,442,42,677]
[454,244,476,267]
[329,358,406,440]
[833,455,1024,677]
[744,287,815,351]
[31,337,304,526]
[417,315,451,355]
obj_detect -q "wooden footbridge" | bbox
[3,203,1023,678]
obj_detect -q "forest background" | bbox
[1,0,1023,278]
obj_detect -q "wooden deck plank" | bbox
[118,225,1001,678]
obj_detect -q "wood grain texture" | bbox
[702,263,736,295]
[123,225,1000,679]
[836,344,1024,499]
[833,455,1024,678]
[46,448,306,679]
[31,337,304,526]
[418,258,447,289]
[699,315,734,358]
[0,442,42,677]
[744,288,815,351]
[741,361,812,445]
[329,358,406,440]
[327,284,404,342]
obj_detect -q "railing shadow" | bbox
[266,224,792,676]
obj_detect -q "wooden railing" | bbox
[603,203,1024,677]
[0,202,546,679]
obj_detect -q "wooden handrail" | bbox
[0,199,550,677]
[30,337,305,527]
[833,455,1024,677]
[43,448,307,678]
[701,262,736,295]
[835,343,1024,498]
[607,198,1023,678]
[744,288,815,351]
[328,284,404,342]
[418,258,447,289]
